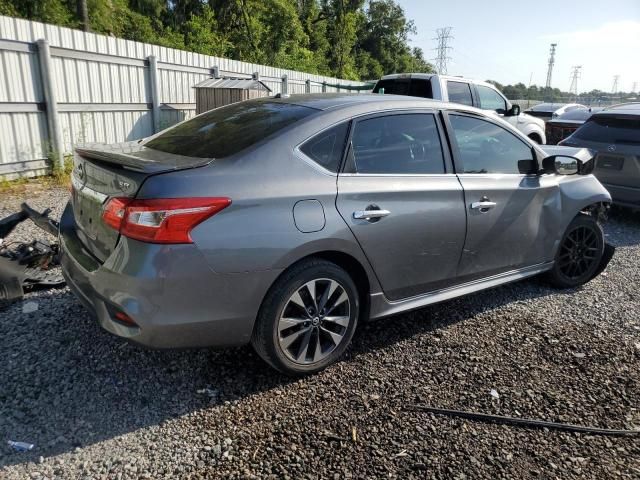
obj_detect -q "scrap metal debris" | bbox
[0,203,64,304]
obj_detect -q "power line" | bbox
[612,75,620,94]
[432,27,453,75]
[569,65,582,98]
[545,43,557,89]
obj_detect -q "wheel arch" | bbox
[259,249,373,324]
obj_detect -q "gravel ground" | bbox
[1,182,639,479]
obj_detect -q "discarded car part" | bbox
[0,209,28,240]
[408,404,640,437]
[20,202,60,237]
[0,204,64,304]
[0,256,26,302]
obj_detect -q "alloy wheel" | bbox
[557,224,601,280]
[278,278,351,364]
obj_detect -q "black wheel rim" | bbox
[557,225,600,280]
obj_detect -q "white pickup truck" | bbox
[372,73,546,144]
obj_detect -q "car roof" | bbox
[377,73,498,90]
[551,108,600,122]
[270,92,475,113]
[598,102,640,116]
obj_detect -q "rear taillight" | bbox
[102,197,231,244]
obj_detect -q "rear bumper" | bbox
[601,183,640,209]
[59,202,281,348]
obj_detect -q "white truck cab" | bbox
[372,73,546,144]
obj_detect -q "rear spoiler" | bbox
[76,143,213,174]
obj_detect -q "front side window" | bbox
[145,100,317,158]
[350,114,445,174]
[300,123,349,172]
[449,114,534,174]
[447,81,474,106]
[477,85,507,113]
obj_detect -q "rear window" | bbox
[145,100,317,158]
[299,122,349,172]
[372,78,433,98]
[573,116,640,145]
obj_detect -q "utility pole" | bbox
[632,81,637,94]
[77,0,89,32]
[432,27,453,75]
[612,75,620,94]
[545,43,557,89]
[569,66,582,100]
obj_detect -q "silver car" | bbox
[60,94,611,375]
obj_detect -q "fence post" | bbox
[212,65,219,78]
[36,39,63,170]
[282,75,288,95]
[148,55,161,133]
[322,81,327,93]
[305,79,311,94]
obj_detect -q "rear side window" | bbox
[145,100,317,158]
[573,116,640,145]
[300,123,349,172]
[350,114,445,174]
[447,81,473,106]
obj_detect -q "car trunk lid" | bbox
[71,142,212,262]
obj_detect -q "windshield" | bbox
[572,116,640,145]
[144,100,317,158]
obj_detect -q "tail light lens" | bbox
[102,197,231,244]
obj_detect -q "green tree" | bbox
[2,0,432,80]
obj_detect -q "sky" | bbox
[397,0,640,93]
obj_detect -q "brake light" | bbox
[102,197,231,244]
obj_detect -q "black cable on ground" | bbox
[408,405,640,437]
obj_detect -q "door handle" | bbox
[470,199,497,212]
[353,209,390,221]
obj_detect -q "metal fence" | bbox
[0,15,367,179]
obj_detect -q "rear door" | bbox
[444,112,559,279]
[336,111,467,300]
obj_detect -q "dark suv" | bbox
[560,103,640,208]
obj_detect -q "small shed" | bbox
[193,77,272,114]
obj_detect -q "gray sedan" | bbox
[60,94,611,374]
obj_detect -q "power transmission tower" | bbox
[611,75,620,94]
[632,81,637,94]
[432,27,453,74]
[569,65,582,99]
[545,43,557,89]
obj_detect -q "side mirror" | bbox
[542,155,580,175]
[506,104,521,116]
[517,159,538,174]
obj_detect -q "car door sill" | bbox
[369,261,554,319]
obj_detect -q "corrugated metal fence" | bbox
[0,15,367,179]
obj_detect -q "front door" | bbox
[336,112,467,300]
[446,113,560,279]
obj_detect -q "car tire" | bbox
[251,258,359,375]
[546,214,605,288]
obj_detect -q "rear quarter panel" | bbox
[136,118,382,293]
